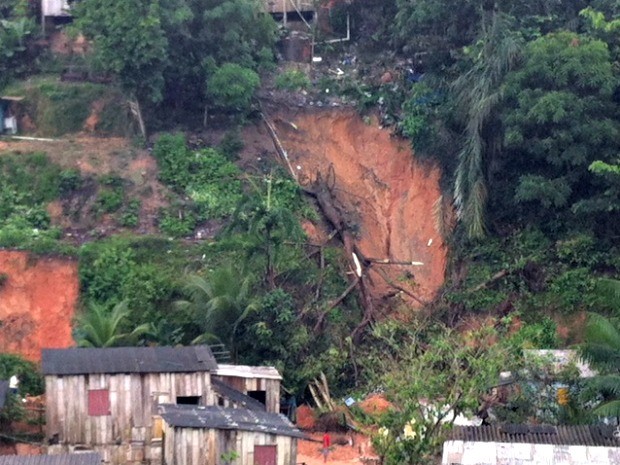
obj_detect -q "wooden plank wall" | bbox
[163,424,296,465]
[45,372,213,465]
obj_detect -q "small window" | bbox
[247,390,266,405]
[88,389,110,416]
[176,396,201,405]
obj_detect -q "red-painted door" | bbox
[254,445,277,465]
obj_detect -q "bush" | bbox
[275,69,311,91]
[207,63,260,113]
[153,133,191,189]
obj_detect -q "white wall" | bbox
[442,440,620,465]
[42,0,71,17]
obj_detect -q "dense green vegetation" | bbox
[0,0,619,459]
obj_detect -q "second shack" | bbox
[159,404,305,465]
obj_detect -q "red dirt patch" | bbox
[358,394,393,416]
[297,404,317,430]
[298,432,376,465]
[0,251,78,361]
[269,109,447,306]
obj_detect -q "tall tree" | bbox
[452,11,522,238]
[72,0,169,136]
[499,31,619,230]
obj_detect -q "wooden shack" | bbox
[212,365,281,413]
[159,404,306,465]
[42,346,218,465]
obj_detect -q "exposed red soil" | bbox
[297,404,318,430]
[0,251,78,362]
[268,109,447,306]
[358,394,393,417]
[298,432,377,465]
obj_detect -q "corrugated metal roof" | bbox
[41,346,217,375]
[212,379,266,412]
[159,404,307,439]
[214,364,282,380]
[0,380,9,409]
[451,425,620,447]
[0,453,102,465]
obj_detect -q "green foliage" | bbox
[119,199,141,228]
[501,32,620,224]
[0,0,35,88]
[237,289,311,392]
[362,322,516,464]
[579,307,620,419]
[74,300,153,347]
[218,129,244,159]
[153,133,192,189]
[158,207,197,237]
[0,353,43,396]
[176,265,258,356]
[72,0,168,103]
[275,69,311,91]
[2,77,127,136]
[207,63,260,113]
[188,148,243,219]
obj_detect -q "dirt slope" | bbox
[0,251,78,361]
[268,109,447,305]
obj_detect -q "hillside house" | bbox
[442,424,620,465]
[42,346,217,465]
[0,453,102,465]
[212,365,281,414]
[159,404,306,465]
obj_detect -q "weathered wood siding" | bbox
[41,0,71,17]
[163,424,297,465]
[45,372,213,464]
[213,376,280,413]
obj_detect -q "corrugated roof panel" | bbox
[211,379,266,412]
[451,425,620,447]
[159,404,307,439]
[0,453,102,465]
[41,346,217,375]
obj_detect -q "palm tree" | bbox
[176,265,258,359]
[452,10,522,239]
[74,300,153,348]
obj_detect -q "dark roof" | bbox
[0,380,9,409]
[0,453,102,465]
[41,346,217,375]
[212,379,266,412]
[451,424,620,447]
[159,404,307,439]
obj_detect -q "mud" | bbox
[269,109,447,305]
[0,251,78,361]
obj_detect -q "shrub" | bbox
[275,69,311,91]
[153,133,191,189]
[207,63,260,113]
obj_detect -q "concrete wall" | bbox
[442,440,620,465]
